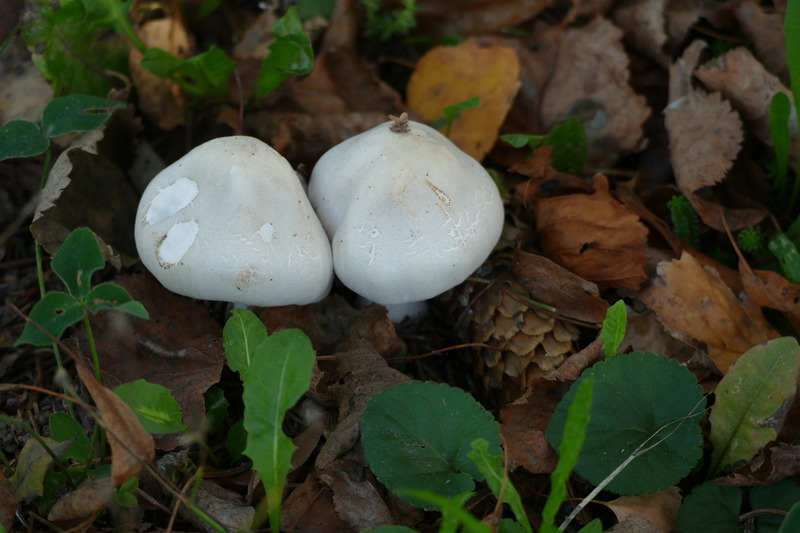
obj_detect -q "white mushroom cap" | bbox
[308,116,504,306]
[134,136,333,306]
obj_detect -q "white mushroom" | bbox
[308,114,504,318]
[134,136,333,306]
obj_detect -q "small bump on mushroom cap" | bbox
[135,136,333,306]
[309,120,504,305]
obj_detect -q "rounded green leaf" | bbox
[675,480,742,533]
[86,282,148,317]
[15,291,83,346]
[41,94,125,138]
[51,227,105,299]
[0,120,49,161]
[50,412,91,464]
[547,352,704,495]
[361,381,501,509]
[114,379,187,434]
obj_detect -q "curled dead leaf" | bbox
[640,251,780,374]
[530,174,649,290]
[606,486,682,533]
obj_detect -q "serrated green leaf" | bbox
[23,0,129,96]
[361,381,500,509]
[15,291,83,346]
[51,227,105,299]
[709,337,800,474]
[675,481,742,533]
[543,118,588,175]
[41,94,124,138]
[547,353,704,495]
[223,309,269,380]
[85,282,148,317]
[768,232,800,284]
[115,379,187,434]
[243,329,315,526]
[467,439,531,533]
[542,378,593,527]
[50,412,91,464]
[0,120,49,161]
[255,6,314,96]
[600,300,627,357]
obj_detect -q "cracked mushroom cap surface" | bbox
[308,117,504,305]
[135,136,333,306]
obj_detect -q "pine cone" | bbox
[438,264,580,403]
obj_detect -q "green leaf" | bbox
[393,490,489,533]
[78,0,144,52]
[243,329,316,527]
[467,439,531,533]
[576,519,603,533]
[547,352,704,495]
[751,480,800,533]
[114,379,188,434]
[226,419,247,462]
[85,282,148,317]
[543,118,588,175]
[780,501,800,533]
[141,45,235,98]
[769,92,791,189]
[204,385,229,434]
[41,94,125,138]
[500,133,544,150]
[675,481,742,533]
[361,381,501,509]
[0,120,49,161]
[433,96,480,136]
[49,412,91,464]
[23,0,129,96]
[116,477,139,507]
[254,6,314,96]
[223,309,269,380]
[542,378,593,528]
[15,291,83,346]
[768,232,800,284]
[600,300,626,358]
[709,337,800,474]
[50,227,105,299]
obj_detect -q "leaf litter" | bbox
[2,1,800,531]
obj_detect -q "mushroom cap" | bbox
[308,119,504,305]
[135,136,333,306]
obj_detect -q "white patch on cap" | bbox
[158,220,199,264]
[146,178,199,224]
[258,223,274,244]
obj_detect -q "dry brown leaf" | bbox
[407,39,520,161]
[733,2,788,83]
[612,0,670,68]
[531,174,649,290]
[48,478,113,523]
[319,454,395,530]
[665,40,766,231]
[314,341,411,470]
[31,109,141,268]
[128,17,191,130]
[74,362,155,486]
[177,480,254,533]
[535,17,650,166]
[606,486,682,533]
[512,247,609,325]
[499,378,569,474]
[720,441,800,487]
[415,0,548,37]
[0,468,19,532]
[695,47,793,152]
[281,474,351,532]
[740,265,800,332]
[88,273,225,451]
[640,251,780,374]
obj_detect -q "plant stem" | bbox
[83,315,101,384]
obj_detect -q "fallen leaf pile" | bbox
[2,0,800,531]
